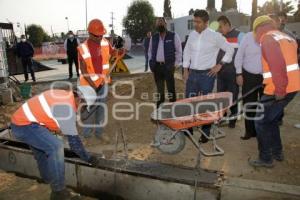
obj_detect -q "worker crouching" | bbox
[10,87,101,200]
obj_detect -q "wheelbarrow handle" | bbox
[231,84,264,108]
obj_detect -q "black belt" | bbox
[189,68,210,73]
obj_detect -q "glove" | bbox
[88,154,105,167]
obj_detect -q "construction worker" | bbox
[183,10,234,143]
[64,30,80,79]
[16,35,36,82]
[78,19,125,140]
[148,17,182,108]
[249,16,300,168]
[10,86,101,200]
[217,15,244,129]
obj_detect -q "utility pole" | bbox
[110,12,115,37]
[279,0,283,11]
[51,26,54,37]
[65,17,69,32]
[85,0,88,30]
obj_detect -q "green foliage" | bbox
[258,0,295,15]
[26,24,52,47]
[123,0,156,43]
[163,0,172,18]
[221,0,237,11]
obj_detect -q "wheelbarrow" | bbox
[150,84,276,157]
[151,92,233,157]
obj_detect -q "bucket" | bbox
[19,83,32,99]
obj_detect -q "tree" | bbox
[258,0,295,15]
[206,0,216,10]
[221,0,237,12]
[250,0,258,30]
[123,0,156,43]
[26,24,51,47]
[163,0,172,18]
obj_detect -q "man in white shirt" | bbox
[183,9,234,143]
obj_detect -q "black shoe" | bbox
[199,134,209,144]
[228,121,236,129]
[273,153,284,162]
[248,159,274,168]
[240,135,252,140]
[50,189,81,200]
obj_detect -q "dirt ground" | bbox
[0,73,300,199]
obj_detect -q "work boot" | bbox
[50,189,81,200]
[273,153,284,162]
[248,159,274,168]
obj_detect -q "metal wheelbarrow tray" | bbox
[151,92,233,156]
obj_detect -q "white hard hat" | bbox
[76,85,97,111]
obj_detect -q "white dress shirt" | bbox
[234,32,263,74]
[183,28,234,70]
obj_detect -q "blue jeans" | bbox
[11,123,65,192]
[185,69,215,135]
[255,92,297,163]
[82,84,108,138]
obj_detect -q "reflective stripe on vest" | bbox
[22,102,38,123]
[21,94,60,128]
[38,94,60,128]
[263,64,300,79]
[81,43,91,59]
[261,30,300,95]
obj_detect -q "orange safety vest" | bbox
[77,38,111,88]
[11,90,76,131]
[261,30,300,95]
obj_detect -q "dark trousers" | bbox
[255,92,297,162]
[242,69,263,137]
[217,65,239,124]
[22,57,35,81]
[67,54,79,78]
[145,54,149,72]
[153,63,176,108]
[185,69,215,135]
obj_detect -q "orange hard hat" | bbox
[88,19,106,36]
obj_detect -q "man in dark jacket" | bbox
[64,31,80,79]
[148,17,182,108]
[17,35,35,82]
[217,15,244,128]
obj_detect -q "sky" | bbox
[0,0,298,36]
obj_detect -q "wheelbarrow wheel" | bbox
[154,125,186,155]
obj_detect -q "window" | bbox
[188,20,193,30]
[170,23,175,31]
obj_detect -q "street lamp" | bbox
[65,17,69,31]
